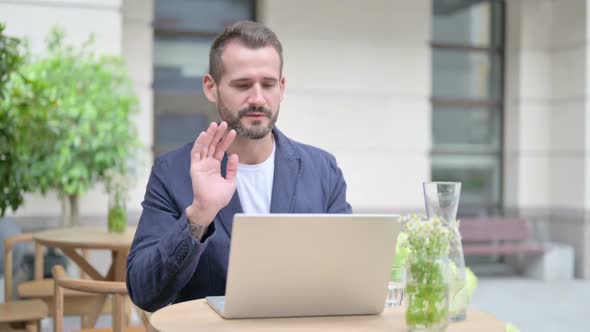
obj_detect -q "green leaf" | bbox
[0,24,142,215]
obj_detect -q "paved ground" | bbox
[471,276,590,332]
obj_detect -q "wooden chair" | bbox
[3,234,113,328]
[1,234,47,332]
[52,265,146,332]
[0,299,48,332]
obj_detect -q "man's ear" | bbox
[279,76,286,102]
[203,74,218,103]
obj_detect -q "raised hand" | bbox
[186,121,238,227]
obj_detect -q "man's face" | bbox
[213,41,285,139]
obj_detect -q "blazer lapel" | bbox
[216,154,243,235]
[270,128,302,213]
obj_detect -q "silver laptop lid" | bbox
[223,214,400,318]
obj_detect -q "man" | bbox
[127,21,352,312]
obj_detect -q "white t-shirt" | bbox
[236,141,276,214]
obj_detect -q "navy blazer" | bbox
[126,128,352,312]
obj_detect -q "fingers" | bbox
[191,132,206,164]
[213,127,236,160]
[191,122,236,164]
[207,122,228,158]
[199,122,218,159]
[225,153,239,184]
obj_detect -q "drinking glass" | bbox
[385,265,406,308]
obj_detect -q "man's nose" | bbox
[247,86,265,107]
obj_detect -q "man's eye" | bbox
[235,85,249,89]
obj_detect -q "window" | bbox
[431,0,505,215]
[153,0,256,156]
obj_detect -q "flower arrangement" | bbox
[400,215,452,331]
[392,215,480,331]
[401,215,454,258]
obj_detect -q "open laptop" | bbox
[206,214,400,319]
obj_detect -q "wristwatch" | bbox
[187,220,208,241]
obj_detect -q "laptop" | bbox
[206,214,400,319]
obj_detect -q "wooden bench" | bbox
[459,217,545,257]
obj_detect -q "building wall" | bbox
[5,0,587,279]
[2,0,432,224]
[505,0,590,278]
[549,0,589,278]
[0,0,153,226]
[2,0,432,223]
[258,0,432,212]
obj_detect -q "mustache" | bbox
[238,106,272,118]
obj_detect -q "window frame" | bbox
[430,0,506,215]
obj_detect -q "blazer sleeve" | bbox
[326,156,353,214]
[126,158,216,312]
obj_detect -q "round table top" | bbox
[33,225,137,250]
[150,299,506,332]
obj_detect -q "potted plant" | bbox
[0,22,33,216]
[104,166,133,233]
[1,23,71,277]
[6,27,140,227]
[1,23,55,220]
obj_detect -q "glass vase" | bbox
[405,255,450,332]
[108,194,127,233]
[423,181,467,321]
[447,226,468,321]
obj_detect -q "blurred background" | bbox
[1,0,589,331]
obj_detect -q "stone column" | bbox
[121,0,154,217]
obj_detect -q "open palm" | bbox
[189,122,238,221]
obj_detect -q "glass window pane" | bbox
[157,113,209,148]
[432,106,500,151]
[432,49,502,99]
[154,92,218,155]
[154,35,212,91]
[432,155,501,209]
[433,0,503,48]
[155,0,254,33]
[153,0,254,156]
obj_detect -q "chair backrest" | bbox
[52,265,129,332]
[4,233,93,303]
[3,233,38,302]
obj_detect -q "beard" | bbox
[218,100,279,140]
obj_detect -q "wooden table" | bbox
[150,299,506,332]
[33,226,136,282]
[33,226,136,326]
